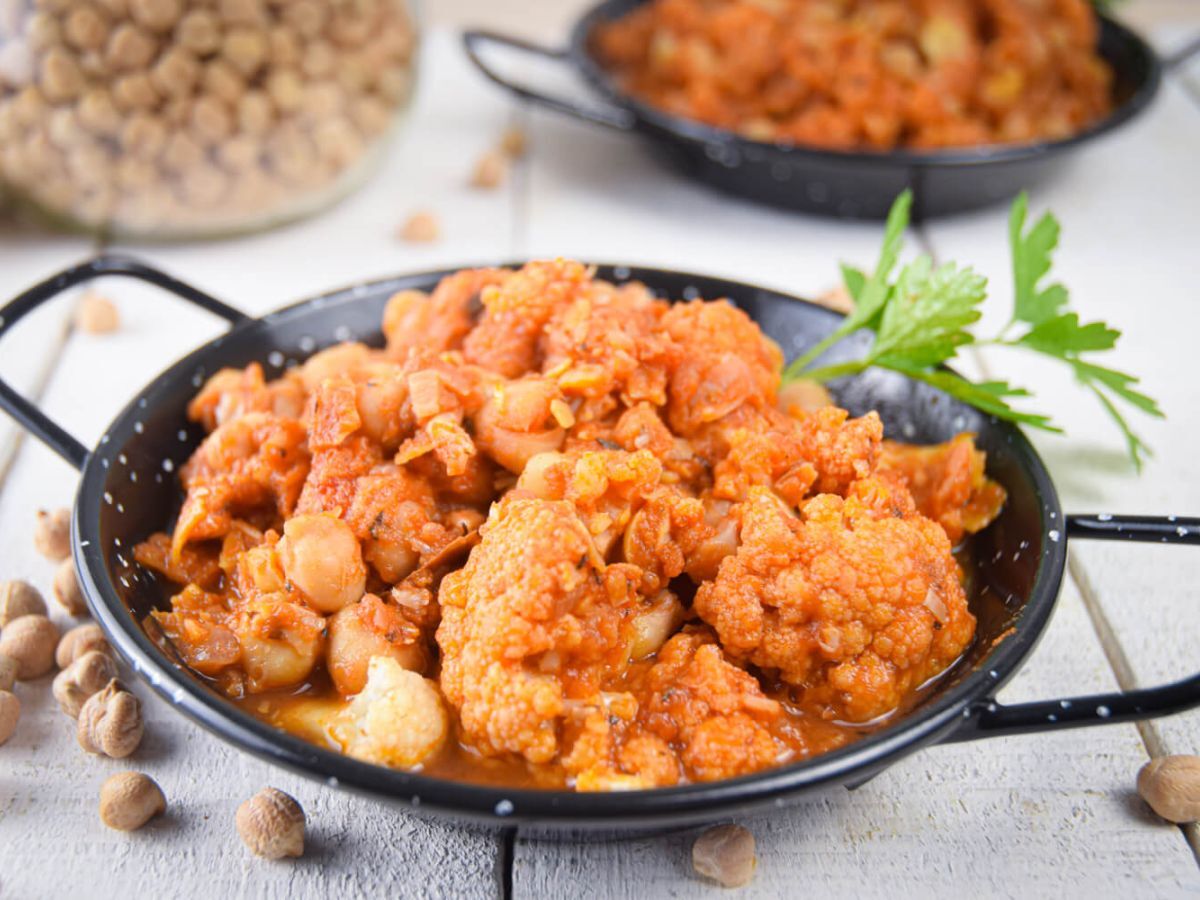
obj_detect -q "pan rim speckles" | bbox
[3,255,1199,832]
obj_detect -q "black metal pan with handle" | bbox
[0,255,1197,831]
[464,0,1199,220]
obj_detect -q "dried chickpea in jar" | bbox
[0,0,417,237]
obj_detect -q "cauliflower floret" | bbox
[695,478,975,723]
[564,628,787,789]
[436,497,642,764]
[346,657,448,768]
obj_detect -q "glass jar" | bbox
[0,0,417,239]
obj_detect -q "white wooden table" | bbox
[1,7,1199,897]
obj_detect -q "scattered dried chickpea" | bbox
[34,508,72,561]
[52,559,89,617]
[1138,756,1200,824]
[0,690,19,745]
[499,126,527,159]
[471,149,508,190]
[54,649,118,717]
[398,210,439,243]
[57,622,110,668]
[76,289,122,336]
[100,771,166,831]
[692,824,757,888]
[0,655,18,692]
[0,614,60,680]
[237,787,306,859]
[78,679,144,758]
[0,580,48,626]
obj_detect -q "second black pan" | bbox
[464,0,1180,219]
[0,256,1198,832]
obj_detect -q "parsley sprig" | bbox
[782,190,1162,470]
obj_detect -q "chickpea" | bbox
[301,40,335,79]
[47,107,85,150]
[129,0,182,34]
[26,12,63,52]
[77,88,123,137]
[278,514,366,614]
[78,678,143,758]
[218,0,267,28]
[236,787,305,859]
[349,95,390,136]
[328,14,371,49]
[1138,756,1200,824]
[266,25,302,68]
[65,6,112,52]
[34,507,72,561]
[161,130,203,173]
[0,690,19,745]
[175,9,222,56]
[398,210,439,243]
[326,594,426,695]
[57,622,111,668]
[53,649,118,717]
[203,59,245,104]
[52,559,89,616]
[265,68,303,113]
[99,771,166,831]
[500,127,528,159]
[0,580,48,626]
[692,824,757,888]
[312,116,361,168]
[282,1,326,39]
[0,615,58,679]
[471,150,508,190]
[0,655,17,692]
[235,599,324,693]
[236,90,274,135]
[76,289,122,333]
[112,72,161,111]
[189,94,234,144]
[217,133,260,172]
[150,47,200,98]
[105,23,159,72]
[222,27,267,77]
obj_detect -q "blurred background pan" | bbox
[465,1,1199,220]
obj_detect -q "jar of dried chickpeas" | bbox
[0,0,417,238]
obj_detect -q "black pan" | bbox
[1,256,1198,832]
[463,1,1191,219]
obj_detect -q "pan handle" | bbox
[945,513,1200,743]
[0,255,248,471]
[462,30,636,132]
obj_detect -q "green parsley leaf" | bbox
[1017,312,1120,355]
[784,191,1160,470]
[1009,191,1069,327]
[872,257,986,366]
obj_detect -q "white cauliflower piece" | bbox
[346,657,448,768]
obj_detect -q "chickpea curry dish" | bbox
[134,260,1006,791]
[592,0,1114,151]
